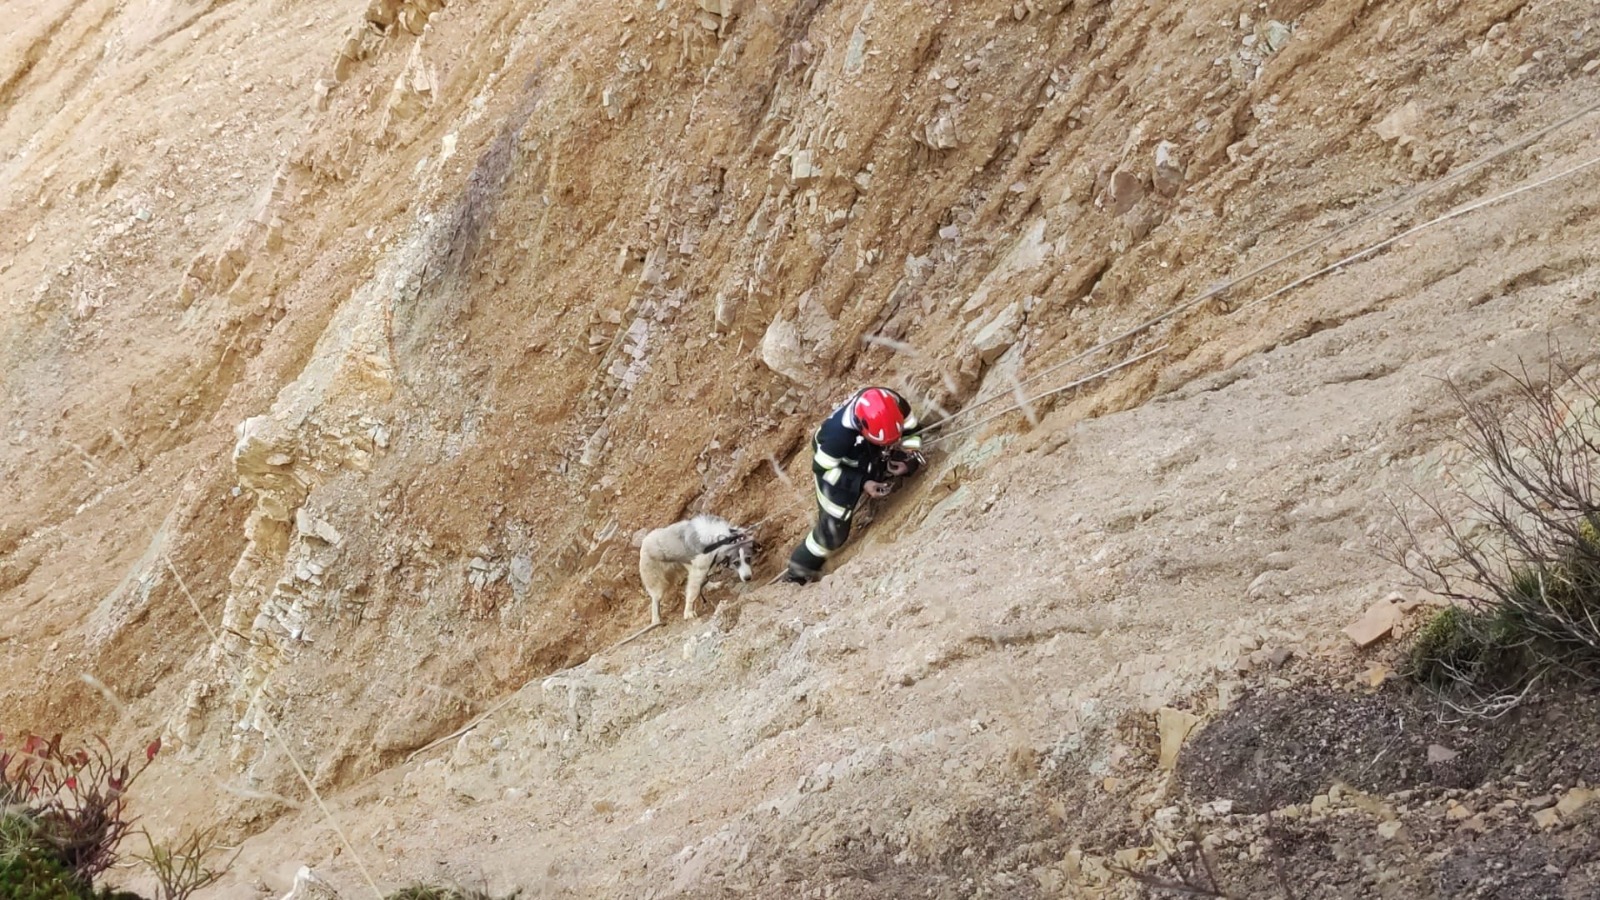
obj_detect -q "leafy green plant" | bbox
[0,840,86,900]
[1406,603,1529,692]
[0,809,43,863]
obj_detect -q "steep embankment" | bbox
[3,0,1599,896]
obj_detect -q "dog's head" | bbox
[715,529,760,582]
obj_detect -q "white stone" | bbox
[969,302,1023,365]
[923,114,960,149]
[790,150,823,182]
[280,868,337,900]
[1263,21,1291,52]
[759,318,811,383]
[1153,141,1183,197]
[1373,101,1421,144]
[294,509,343,545]
[510,555,534,597]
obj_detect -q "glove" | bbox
[864,480,893,498]
[885,449,924,478]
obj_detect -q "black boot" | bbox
[779,566,818,585]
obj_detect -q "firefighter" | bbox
[781,387,925,584]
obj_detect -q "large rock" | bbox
[760,317,811,383]
[1105,169,1144,216]
[968,302,1023,365]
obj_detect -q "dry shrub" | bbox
[1399,356,1600,716]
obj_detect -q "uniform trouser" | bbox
[786,490,853,580]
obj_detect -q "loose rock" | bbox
[1152,141,1183,197]
[1263,21,1291,52]
[1427,744,1458,764]
[1343,597,1402,647]
[1557,787,1595,818]
[1156,707,1202,770]
[1104,170,1144,216]
[759,317,811,383]
[1372,102,1421,145]
[968,302,1023,365]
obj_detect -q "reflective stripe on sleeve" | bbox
[816,489,852,520]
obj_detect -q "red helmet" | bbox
[854,388,904,445]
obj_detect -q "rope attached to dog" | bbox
[702,532,753,553]
[613,622,663,648]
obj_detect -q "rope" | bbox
[1234,150,1600,314]
[928,345,1168,445]
[925,148,1600,447]
[927,94,1600,432]
[166,559,386,900]
[751,100,1600,566]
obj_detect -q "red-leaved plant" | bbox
[0,732,161,883]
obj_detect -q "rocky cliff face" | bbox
[3,0,1599,895]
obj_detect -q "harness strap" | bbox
[702,533,749,554]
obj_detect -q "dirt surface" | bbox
[1161,682,1600,899]
[1180,685,1512,813]
[4,0,1600,896]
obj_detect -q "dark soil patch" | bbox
[1159,682,1600,898]
[1165,809,1600,900]
[1432,827,1600,900]
[1177,684,1600,813]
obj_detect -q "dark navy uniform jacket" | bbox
[809,388,923,521]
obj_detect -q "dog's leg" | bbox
[683,554,712,619]
[640,554,668,626]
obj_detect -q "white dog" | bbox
[638,515,757,625]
